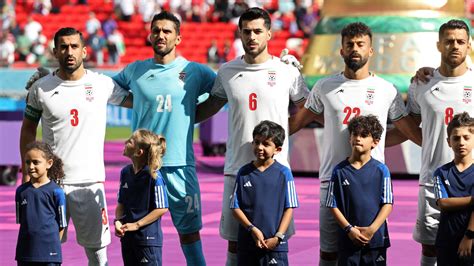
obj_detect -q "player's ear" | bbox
[446,137,452,147]
[437,41,441,53]
[371,139,379,149]
[274,146,282,155]
[135,148,144,157]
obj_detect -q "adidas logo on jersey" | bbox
[21,199,27,205]
[122,183,128,189]
[376,255,385,262]
[269,258,278,264]
[243,181,253,187]
[444,179,450,186]
[342,179,350,186]
[140,257,149,263]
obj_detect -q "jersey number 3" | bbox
[70,109,79,126]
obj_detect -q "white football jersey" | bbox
[26,70,129,184]
[211,56,309,175]
[306,72,407,182]
[407,68,474,185]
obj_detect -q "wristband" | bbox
[465,229,474,239]
[343,224,353,234]
[247,224,255,232]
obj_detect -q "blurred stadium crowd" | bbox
[0,0,321,68]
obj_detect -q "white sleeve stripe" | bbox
[383,177,393,203]
[326,181,334,207]
[156,186,166,208]
[59,205,67,227]
[287,181,298,207]
[229,183,238,208]
[434,176,443,199]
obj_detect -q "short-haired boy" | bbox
[230,120,298,266]
[434,112,474,266]
[326,115,393,265]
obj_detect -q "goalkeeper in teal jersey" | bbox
[113,11,215,265]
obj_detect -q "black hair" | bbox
[151,11,181,35]
[439,19,470,39]
[25,141,65,183]
[252,120,285,147]
[347,115,384,141]
[54,27,85,48]
[238,7,271,30]
[341,22,372,44]
[447,112,474,137]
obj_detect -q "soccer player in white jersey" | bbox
[196,7,309,266]
[404,19,474,266]
[19,27,132,266]
[288,22,422,266]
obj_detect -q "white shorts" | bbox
[319,182,339,253]
[219,175,296,242]
[62,182,111,248]
[412,185,440,245]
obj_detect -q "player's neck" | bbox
[243,51,271,64]
[56,67,86,81]
[348,152,371,169]
[154,52,176,65]
[438,62,468,77]
[343,65,370,80]
[453,154,474,172]
[131,159,147,174]
[31,177,50,188]
[253,158,275,171]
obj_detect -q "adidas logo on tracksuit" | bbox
[269,258,278,264]
[243,181,252,187]
[140,257,149,263]
[376,255,385,262]
[122,182,128,189]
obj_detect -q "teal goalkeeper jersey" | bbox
[113,57,216,166]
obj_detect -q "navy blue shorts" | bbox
[338,247,387,266]
[237,249,288,266]
[121,240,162,266]
[437,246,474,266]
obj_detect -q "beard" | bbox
[59,56,82,74]
[442,52,466,69]
[153,42,174,58]
[343,54,369,72]
[243,42,267,58]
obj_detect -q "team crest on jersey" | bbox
[84,83,94,102]
[463,86,472,104]
[178,71,186,82]
[365,88,375,105]
[267,71,276,87]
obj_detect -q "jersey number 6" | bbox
[249,93,257,111]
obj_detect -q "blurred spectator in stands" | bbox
[102,14,117,38]
[138,0,159,22]
[38,38,56,66]
[107,28,125,65]
[27,29,47,65]
[229,0,248,24]
[116,0,134,21]
[232,30,244,57]
[213,0,229,22]
[0,31,14,67]
[220,39,232,63]
[24,15,42,43]
[1,0,15,31]
[16,29,32,61]
[295,0,318,37]
[34,0,52,15]
[86,12,102,35]
[207,39,219,66]
[51,0,68,13]
[271,11,283,32]
[88,29,106,66]
[8,19,21,38]
[187,4,203,22]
